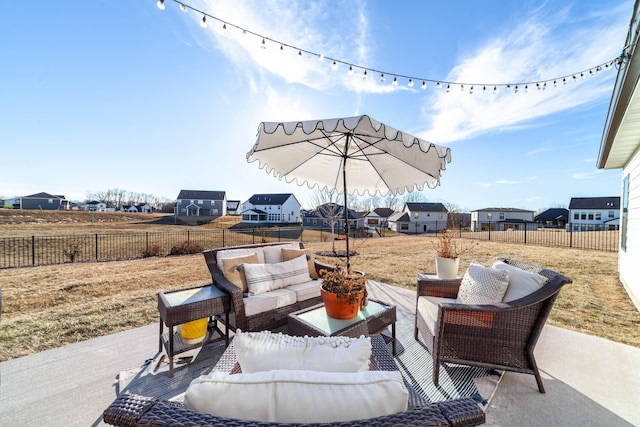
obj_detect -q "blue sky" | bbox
[0,0,632,212]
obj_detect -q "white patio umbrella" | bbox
[246,114,452,270]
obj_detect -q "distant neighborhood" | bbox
[1,190,620,234]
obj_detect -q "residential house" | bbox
[534,208,569,228]
[471,207,537,231]
[363,207,395,229]
[388,202,448,234]
[121,204,152,213]
[241,193,301,224]
[226,200,241,215]
[11,192,70,210]
[175,190,226,217]
[83,201,107,212]
[567,197,620,231]
[301,203,362,231]
[597,4,640,311]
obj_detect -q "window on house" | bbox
[414,212,419,219]
[198,200,203,204]
[581,213,586,220]
[595,213,601,221]
[190,200,194,204]
[574,212,579,220]
[487,213,492,219]
[438,213,443,219]
[588,213,594,220]
[401,224,409,230]
[499,213,505,220]
[609,210,615,218]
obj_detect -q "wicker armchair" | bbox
[415,259,572,393]
[203,242,335,332]
[104,335,485,427]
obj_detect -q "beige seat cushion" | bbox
[243,288,297,317]
[417,296,455,336]
[220,253,259,293]
[282,248,318,279]
[285,280,321,302]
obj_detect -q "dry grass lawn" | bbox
[1,211,639,362]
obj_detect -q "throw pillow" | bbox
[184,369,408,423]
[234,330,371,373]
[281,248,318,279]
[263,243,301,263]
[457,262,509,305]
[243,255,311,295]
[492,261,548,302]
[221,253,258,293]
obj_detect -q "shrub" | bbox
[169,241,203,255]
[142,244,162,258]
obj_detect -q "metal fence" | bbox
[0,222,619,269]
[455,222,619,252]
[0,227,311,269]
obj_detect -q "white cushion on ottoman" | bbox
[183,369,408,423]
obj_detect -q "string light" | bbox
[363,69,368,80]
[158,0,625,95]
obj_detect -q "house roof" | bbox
[472,207,534,213]
[247,193,295,206]
[568,197,620,210]
[25,192,65,199]
[177,190,226,200]
[373,207,395,218]
[405,202,448,212]
[388,211,410,222]
[534,208,569,221]
[598,5,640,169]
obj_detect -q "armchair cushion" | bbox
[234,330,371,373]
[457,262,509,305]
[417,296,452,335]
[263,243,303,263]
[221,253,259,293]
[183,369,408,423]
[216,248,264,271]
[243,255,311,295]
[492,261,548,302]
[243,289,297,317]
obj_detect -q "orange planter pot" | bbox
[321,288,364,320]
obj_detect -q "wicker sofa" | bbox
[415,258,572,393]
[103,335,485,427]
[203,242,335,332]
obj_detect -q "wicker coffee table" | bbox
[288,299,397,354]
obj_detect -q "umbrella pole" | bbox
[343,136,350,272]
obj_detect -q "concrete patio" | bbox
[1,281,638,426]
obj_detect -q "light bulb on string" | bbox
[514,85,519,93]
[469,85,474,94]
[332,61,338,71]
[445,84,450,92]
[156,0,165,10]
[363,70,368,80]
[553,80,557,87]
[318,54,324,61]
[580,73,585,80]
[380,73,386,82]
[543,82,547,90]
[524,85,528,93]
[200,15,207,28]
[179,4,187,12]
[421,81,426,90]
[392,76,398,87]
[261,38,266,49]
[460,84,464,91]
[408,79,414,87]
[482,86,486,94]
[492,86,497,94]
[436,82,442,89]
[298,50,302,58]
[221,23,227,35]
[536,83,541,90]
[280,44,284,53]
[348,65,354,75]
[563,78,567,85]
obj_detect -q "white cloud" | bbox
[572,170,604,179]
[419,3,628,143]
[496,180,521,185]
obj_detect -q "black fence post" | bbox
[488,223,491,240]
[524,224,527,244]
[95,234,99,260]
[32,235,35,266]
[569,225,573,248]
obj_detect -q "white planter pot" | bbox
[435,257,460,279]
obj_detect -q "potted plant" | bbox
[433,230,464,279]
[319,265,368,319]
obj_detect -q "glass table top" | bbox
[295,300,389,334]
[162,286,225,307]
